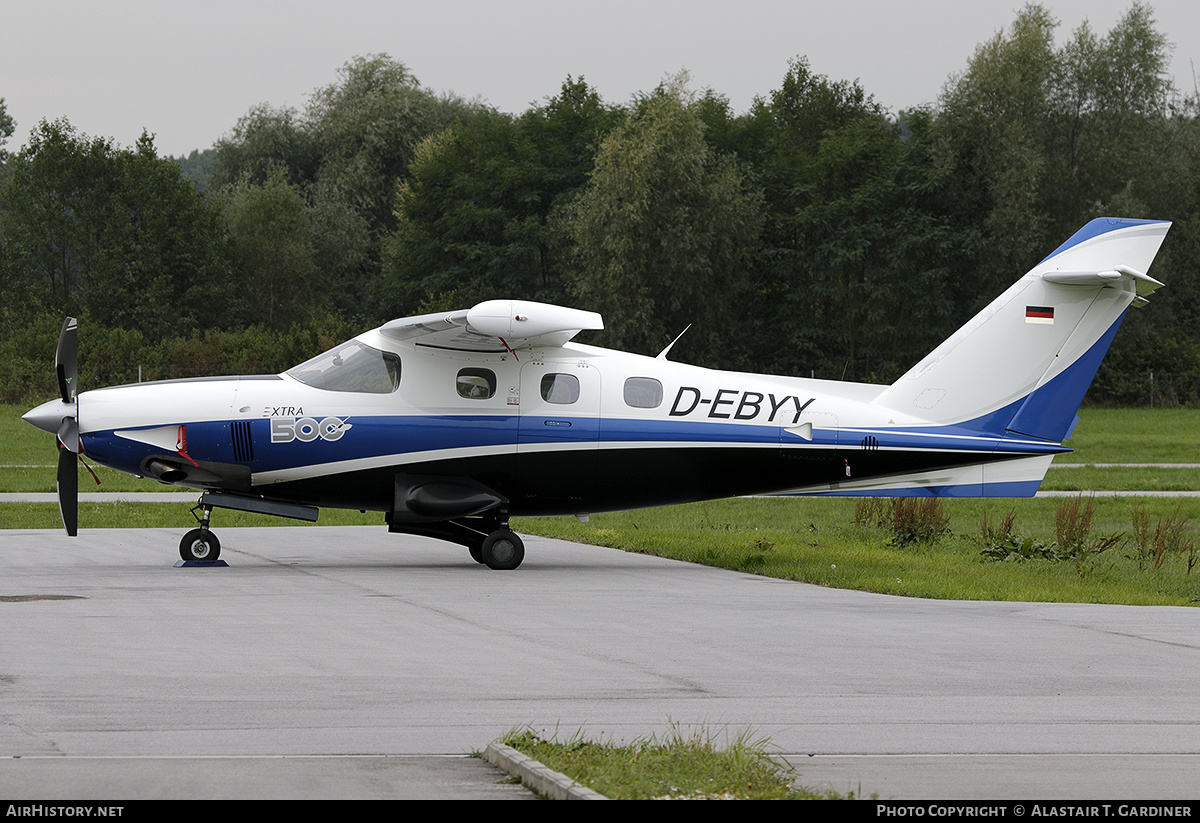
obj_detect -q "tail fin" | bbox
[876,218,1170,442]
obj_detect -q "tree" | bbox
[556,75,764,365]
[209,56,482,322]
[732,58,968,381]
[303,55,481,318]
[305,177,372,317]
[307,54,478,237]
[0,120,234,337]
[938,3,1060,299]
[936,3,1200,401]
[382,77,624,315]
[222,169,321,331]
[1044,3,1179,230]
[0,97,14,162]
[938,2,1184,293]
[211,103,316,190]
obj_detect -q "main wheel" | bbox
[480,529,524,570]
[179,528,221,562]
[468,543,485,564]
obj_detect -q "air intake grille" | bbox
[231,421,254,463]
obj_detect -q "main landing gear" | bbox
[388,510,527,570]
[388,474,524,569]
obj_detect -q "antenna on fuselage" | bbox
[656,324,692,360]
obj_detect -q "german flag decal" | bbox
[1026,306,1054,324]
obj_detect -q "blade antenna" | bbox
[656,324,691,360]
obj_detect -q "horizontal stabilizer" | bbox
[1041,264,1164,298]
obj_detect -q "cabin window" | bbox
[540,373,579,404]
[457,368,496,400]
[287,341,400,393]
[623,377,663,409]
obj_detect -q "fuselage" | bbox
[67,329,1067,518]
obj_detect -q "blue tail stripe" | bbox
[1037,217,1163,266]
[1003,310,1127,441]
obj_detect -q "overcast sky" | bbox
[4,0,1199,158]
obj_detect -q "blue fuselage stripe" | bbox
[80,411,1067,479]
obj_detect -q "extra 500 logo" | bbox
[270,416,353,444]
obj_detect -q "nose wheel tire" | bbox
[481,530,524,570]
[180,528,221,563]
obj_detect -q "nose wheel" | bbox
[179,502,221,563]
[179,527,221,562]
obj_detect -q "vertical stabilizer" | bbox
[875,218,1170,441]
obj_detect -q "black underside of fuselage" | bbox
[255,445,1026,517]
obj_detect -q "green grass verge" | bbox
[514,495,1200,605]
[4,501,381,530]
[499,725,850,800]
[1062,407,1200,464]
[1042,465,1200,491]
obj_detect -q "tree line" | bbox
[1,3,1198,405]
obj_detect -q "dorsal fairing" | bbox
[379,300,603,352]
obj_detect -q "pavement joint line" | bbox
[484,742,607,801]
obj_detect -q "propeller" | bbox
[54,318,80,536]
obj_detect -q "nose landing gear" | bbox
[175,492,319,566]
[179,502,221,563]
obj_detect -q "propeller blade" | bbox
[57,444,78,537]
[56,415,80,454]
[55,317,78,405]
[53,317,80,536]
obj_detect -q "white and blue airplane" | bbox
[22,217,1170,569]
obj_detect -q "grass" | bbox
[1058,407,1200,464]
[5,404,1200,604]
[2,501,381,530]
[499,724,849,800]
[1041,465,1200,491]
[514,495,1200,605]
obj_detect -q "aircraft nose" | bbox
[22,399,75,434]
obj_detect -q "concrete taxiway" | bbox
[0,526,1198,799]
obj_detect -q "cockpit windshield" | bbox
[286,341,400,393]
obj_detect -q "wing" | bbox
[379,299,603,352]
